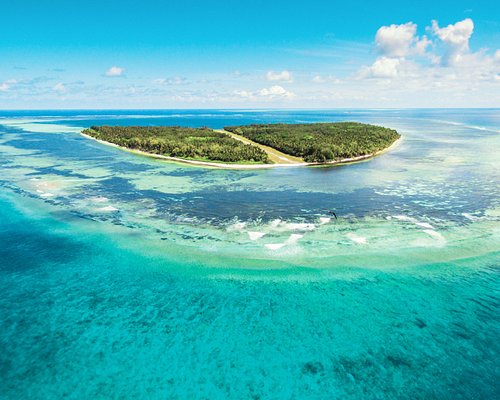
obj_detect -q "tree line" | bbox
[83,126,270,163]
[224,122,400,162]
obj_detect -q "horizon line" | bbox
[0,107,499,112]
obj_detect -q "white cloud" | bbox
[258,85,294,98]
[350,17,499,107]
[359,57,401,78]
[3,18,497,109]
[312,75,341,84]
[361,18,498,83]
[153,76,187,85]
[53,82,66,92]
[266,70,293,82]
[376,22,417,57]
[431,18,474,65]
[0,79,17,91]
[375,22,431,59]
[105,66,125,77]
[370,57,401,78]
[234,89,253,98]
[415,36,432,56]
[235,85,295,100]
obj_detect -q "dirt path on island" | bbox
[215,129,303,164]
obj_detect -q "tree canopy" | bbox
[83,122,400,165]
[224,122,400,162]
[83,125,270,163]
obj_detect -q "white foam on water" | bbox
[248,231,266,241]
[393,215,416,223]
[269,219,282,228]
[265,243,286,250]
[268,219,316,232]
[90,196,109,203]
[467,125,500,133]
[423,229,445,242]
[97,205,119,212]
[427,119,500,133]
[319,217,331,224]
[285,223,315,231]
[227,222,247,232]
[346,233,367,244]
[286,234,303,244]
[40,192,54,198]
[415,222,434,229]
[263,233,303,251]
[462,213,479,221]
[394,215,435,230]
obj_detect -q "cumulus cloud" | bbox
[259,85,295,98]
[362,21,434,79]
[365,57,401,78]
[361,17,499,83]
[105,66,125,77]
[357,56,416,80]
[431,18,474,65]
[233,89,252,99]
[375,22,431,58]
[376,22,418,57]
[235,85,295,100]
[350,16,499,108]
[415,36,432,56]
[266,70,293,82]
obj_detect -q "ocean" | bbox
[0,109,499,398]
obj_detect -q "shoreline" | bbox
[80,132,401,170]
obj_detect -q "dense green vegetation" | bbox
[83,126,270,163]
[83,122,400,165]
[224,122,400,162]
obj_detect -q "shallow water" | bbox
[0,109,499,398]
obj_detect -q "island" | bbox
[82,122,400,169]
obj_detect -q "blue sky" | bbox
[1,0,499,108]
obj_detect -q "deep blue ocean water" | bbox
[0,109,499,399]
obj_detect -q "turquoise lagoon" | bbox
[0,109,499,399]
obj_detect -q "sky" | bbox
[1,0,499,109]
